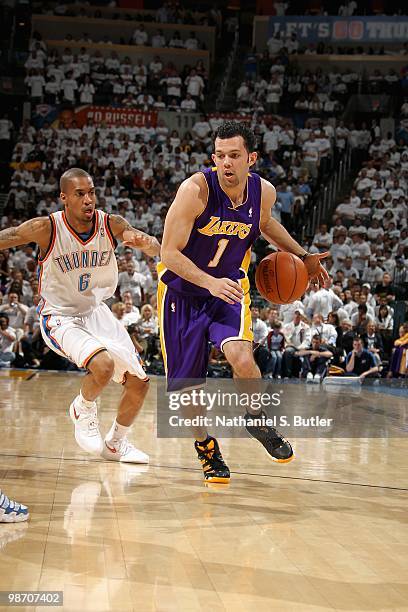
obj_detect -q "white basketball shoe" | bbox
[102,437,149,464]
[69,396,104,455]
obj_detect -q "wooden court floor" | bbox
[0,371,407,612]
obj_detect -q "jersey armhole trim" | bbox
[194,172,210,221]
[258,175,266,235]
[38,215,56,264]
[105,214,118,249]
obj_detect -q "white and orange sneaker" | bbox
[102,437,149,464]
[69,396,103,455]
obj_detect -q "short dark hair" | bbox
[60,167,92,191]
[0,314,9,324]
[213,121,256,153]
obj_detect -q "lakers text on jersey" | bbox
[157,168,261,296]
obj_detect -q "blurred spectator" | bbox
[131,304,159,363]
[21,294,42,367]
[296,334,333,381]
[121,292,141,327]
[375,304,394,333]
[251,306,268,345]
[0,114,14,161]
[0,292,28,333]
[337,318,355,358]
[117,261,147,306]
[282,310,311,378]
[374,273,397,304]
[0,314,16,368]
[264,321,285,379]
[361,321,384,366]
[309,313,337,347]
[132,24,148,46]
[389,323,408,377]
[345,336,379,380]
[306,280,343,320]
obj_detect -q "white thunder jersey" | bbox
[38,209,118,316]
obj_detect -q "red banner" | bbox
[58,106,158,128]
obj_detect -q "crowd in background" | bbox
[1,105,407,378]
[0,0,407,380]
[245,119,408,381]
[24,35,207,112]
[239,51,405,118]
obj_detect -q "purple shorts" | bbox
[157,282,252,391]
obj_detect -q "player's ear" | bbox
[248,151,257,167]
[60,191,66,205]
[211,153,216,164]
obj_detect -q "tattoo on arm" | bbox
[26,218,44,232]
[110,215,133,233]
[0,226,24,250]
[0,227,19,241]
[110,214,160,256]
[0,217,50,250]
[111,214,150,240]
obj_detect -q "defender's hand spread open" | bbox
[208,278,243,304]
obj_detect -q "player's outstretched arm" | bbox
[0,217,51,251]
[259,178,329,286]
[109,215,161,257]
[161,174,242,304]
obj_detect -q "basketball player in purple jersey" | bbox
[159,122,329,483]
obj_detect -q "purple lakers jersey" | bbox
[158,167,261,296]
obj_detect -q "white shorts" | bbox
[39,302,148,384]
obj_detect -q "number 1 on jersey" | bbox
[208,238,229,268]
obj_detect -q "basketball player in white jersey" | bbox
[0,168,160,463]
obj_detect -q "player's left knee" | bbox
[125,374,150,396]
[231,354,257,376]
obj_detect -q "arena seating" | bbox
[0,1,406,378]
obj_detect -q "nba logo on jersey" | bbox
[248,207,252,217]
[100,226,105,237]
[171,302,176,312]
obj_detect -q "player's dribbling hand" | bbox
[304,252,330,286]
[208,278,243,304]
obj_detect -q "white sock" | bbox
[106,419,130,443]
[77,391,95,410]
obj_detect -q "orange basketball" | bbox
[255,251,309,304]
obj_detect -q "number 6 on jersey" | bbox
[78,273,91,292]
